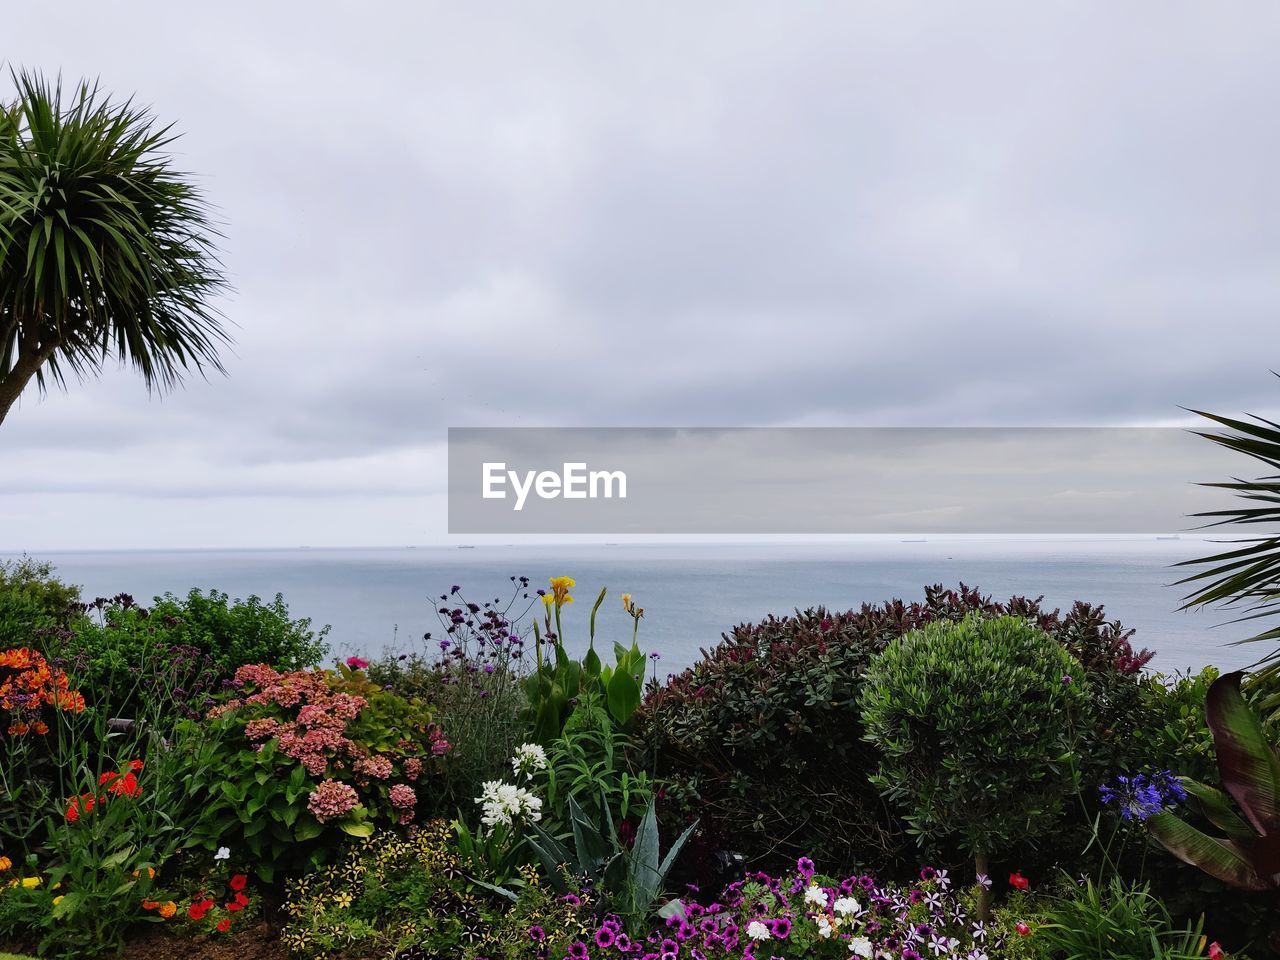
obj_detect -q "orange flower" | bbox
[158,901,177,919]
[141,900,160,911]
[0,857,11,872]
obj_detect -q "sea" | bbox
[30,539,1264,676]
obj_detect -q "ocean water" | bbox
[32,540,1262,676]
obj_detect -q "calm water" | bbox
[31,540,1260,676]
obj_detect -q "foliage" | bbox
[524,579,651,744]
[1148,671,1280,892]
[186,662,447,881]
[538,697,653,831]
[2,712,227,959]
[280,823,495,959]
[0,558,79,649]
[147,588,329,672]
[0,71,228,425]
[860,614,1088,910]
[1032,877,1211,960]
[41,590,328,726]
[1176,401,1280,719]
[640,585,1146,875]
[370,577,533,815]
[527,794,697,934]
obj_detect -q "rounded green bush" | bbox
[860,613,1089,869]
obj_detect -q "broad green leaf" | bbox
[1148,811,1265,890]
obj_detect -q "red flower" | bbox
[65,793,96,822]
[225,899,243,913]
[234,892,248,907]
[98,771,120,786]
[110,772,141,798]
[1209,944,1225,960]
[216,917,232,932]
[1015,922,1031,936]
[1008,871,1030,890]
[228,873,247,891]
[188,899,213,920]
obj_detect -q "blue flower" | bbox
[1099,771,1185,821]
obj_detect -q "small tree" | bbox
[0,71,228,426]
[860,614,1088,919]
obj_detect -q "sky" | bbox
[2,2,1279,549]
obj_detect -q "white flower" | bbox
[849,937,873,958]
[476,780,542,827]
[816,917,836,939]
[746,920,771,941]
[511,743,548,776]
[213,847,230,861]
[804,883,828,908]
[833,896,861,916]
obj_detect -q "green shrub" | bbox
[39,590,328,727]
[639,584,1156,876]
[185,663,447,881]
[860,614,1088,911]
[147,588,329,672]
[0,557,79,649]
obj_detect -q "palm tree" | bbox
[0,71,228,427]
[1178,388,1280,720]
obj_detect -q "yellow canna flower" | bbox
[541,594,554,608]
[621,594,632,612]
[548,576,576,608]
[21,876,41,889]
[52,895,64,906]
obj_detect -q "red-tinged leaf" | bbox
[1147,811,1267,891]
[1206,671,1280,833]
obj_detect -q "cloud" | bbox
[2,1,1279,547]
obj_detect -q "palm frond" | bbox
[0,69,229,420]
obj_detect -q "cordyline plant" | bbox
[1177,397,1280,722]
[1147,671,1280,890]
[0,70,228,426]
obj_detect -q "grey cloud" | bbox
[2,2,1279,547]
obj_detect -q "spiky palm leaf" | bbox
[0,70,228,425]
[1177,400,1280,714]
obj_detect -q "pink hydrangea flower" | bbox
[307,779,358,822]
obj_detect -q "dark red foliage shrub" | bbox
[638,583,1156,877]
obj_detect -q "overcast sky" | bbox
[2,2,1278,549]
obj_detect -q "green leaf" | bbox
[1148,810,1267,890]
[51,891,82,919]
[606,670,641,726]
[293,816,323,842]
[339,819,374,838]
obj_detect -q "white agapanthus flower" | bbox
[848,936,873,958]
[804,883,828,908]
[833,896,861,916]
[746,920,771,941]
[511,742,548,776]
[476,780,543,827]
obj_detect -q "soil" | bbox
[120,921,290,960]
